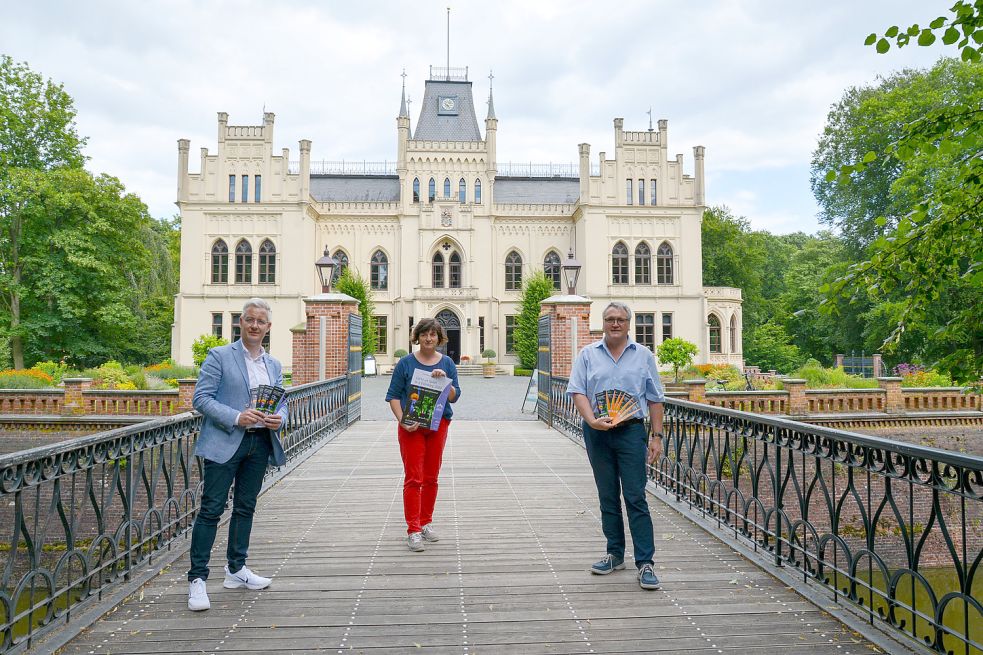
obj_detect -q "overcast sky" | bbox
[2,1,951,234]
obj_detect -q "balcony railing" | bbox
[0,377,350,653]
[290,161,601,177]
[543,375,983,655]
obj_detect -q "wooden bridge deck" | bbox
[58,420,884,654]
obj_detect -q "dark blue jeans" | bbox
[188,430,271,581]
[584,420,655,568]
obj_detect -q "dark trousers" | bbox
[584,420,655,568]
[188,430,271,581]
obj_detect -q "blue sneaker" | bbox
[590,554,625,575]
[638,563,661,590]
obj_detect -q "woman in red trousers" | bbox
[385,319,461,551]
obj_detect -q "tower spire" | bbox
[399,68,408,118]
[446,7,451,80]
[486,70,496,120]
[647,107,653,132]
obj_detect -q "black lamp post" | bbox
[561,248,582,295]
[315,247,337,293]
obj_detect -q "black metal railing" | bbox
[546,376,983,655]
[0,376,350,653]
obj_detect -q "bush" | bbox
[0,337,10,370]
[144,361,198,380]
[393,349,408,359]
[31,361,71,384]
[84,361,138,390]
[0,369,55,389]
[192,334,229,367]
[900,370,953,387]
[792,360,878,389]
[481,349,496,363]
[513,367,533,377]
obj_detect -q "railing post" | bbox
[62,377,93,415]
[684,379,706,404]
[878,377,904,413]
[177,378,197,412]
[783,379,807,417]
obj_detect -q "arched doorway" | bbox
[435,309,461,363]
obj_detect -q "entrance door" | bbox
[435,309,461,364]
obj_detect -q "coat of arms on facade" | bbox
[440,209,453,227]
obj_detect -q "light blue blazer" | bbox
[192,340,288,467]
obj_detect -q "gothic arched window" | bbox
[634,242,651,285]
[331,249,349,285]
[505,251,523,290]
[432,252,444,288]
[459,178,466,203]
[612,242,629,284]
[709,314,722,354]
[544,251,561,290]
[211,239,228,284]
[657,242,674,285]
[412,177,420,203]
[235,239,252,284]
[449,251,461,288]
[443,177,451,198]
[474,178,482,204]
[428,178,436,202]
[258,239,276,284]
[370,250,388,290]
[730,314,738,353]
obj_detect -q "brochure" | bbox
[253,384,286,414]
[593,388,642,426]
[402,369,453,430]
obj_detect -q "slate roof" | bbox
[310,175,400,202]
[413,80,482,141]
[493,178,580,204]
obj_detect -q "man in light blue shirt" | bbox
[567,301,665,590]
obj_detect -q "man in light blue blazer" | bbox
[187,298,288,611]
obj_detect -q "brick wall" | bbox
[291,295,359,386]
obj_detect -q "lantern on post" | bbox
[315,247,338,293]
[561,248,582,296]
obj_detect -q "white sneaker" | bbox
[188,578,210,611]
[421,523,439,542]
[223,565,272,590]
[407,532,425,552]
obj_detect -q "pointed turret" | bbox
[399,69,409,118]
[486,75,496,120]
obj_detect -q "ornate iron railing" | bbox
[547,376,983,655]
[0,376,350,653]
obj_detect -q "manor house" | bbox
[171,67,743,370]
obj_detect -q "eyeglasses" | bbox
[241,317,269,327]
[603,317,628,325]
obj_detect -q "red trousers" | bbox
[397,418,450,534]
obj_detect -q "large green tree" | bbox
[514,271,556,369]
[815,4,983,379]
[1,55,87,367]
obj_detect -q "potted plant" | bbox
[393,348,408,361]
[460,354,471,364]
[481,349,497,378]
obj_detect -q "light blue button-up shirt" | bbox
[566,339,665,418]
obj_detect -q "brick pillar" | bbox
[177,378,197,412]
[540,296,592,378]
[878,377,904,414]
[872,353,883,378]
[783,379,807,416]
[684,379,706,404]
[62,377,93,416]
[835,353,844,369]
[291,293,360,386]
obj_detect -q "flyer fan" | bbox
[594,389,641,426]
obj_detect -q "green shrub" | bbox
[513,367,533,377]
[792,360,878,389]
[85,361,137,390]
[192,334,229,367]
[481,349,496,363]
[144,362,198,380]
[31,361,71,384]
[901,370,953,387]
[0,369,55,389]
[393,349,409,359]
[0,337,10,370]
